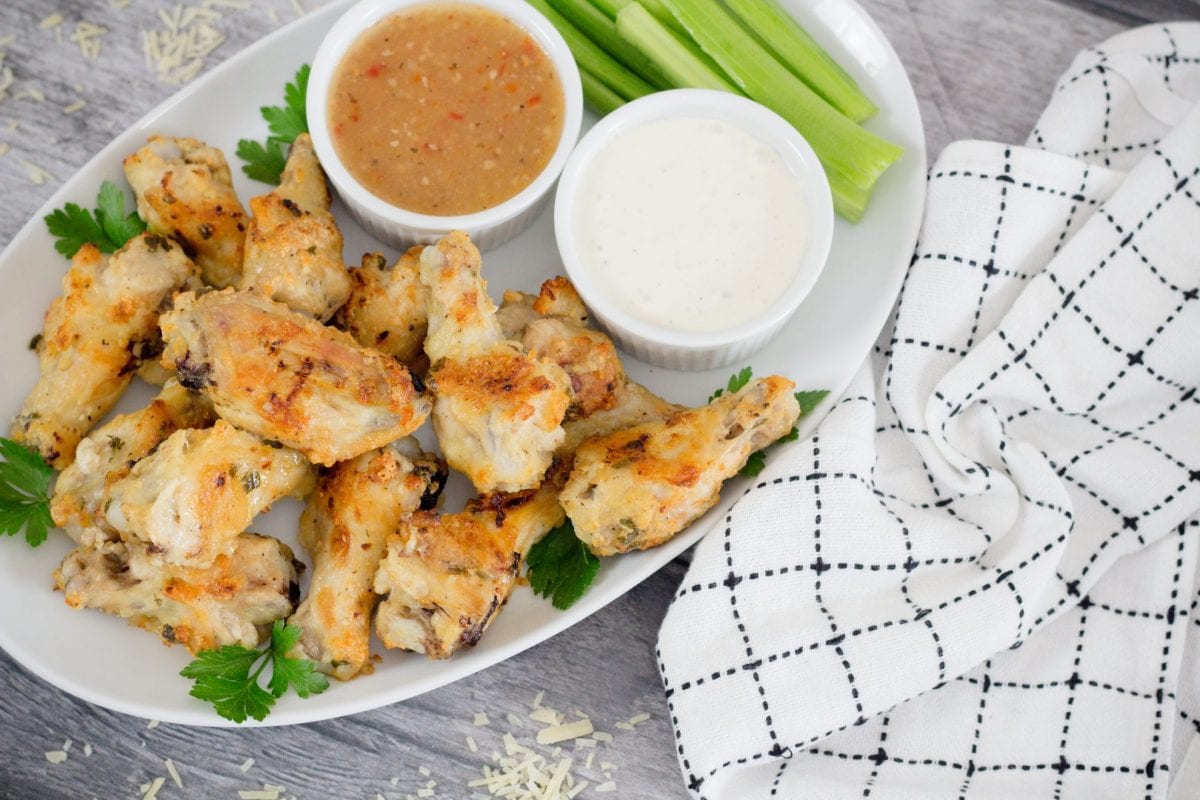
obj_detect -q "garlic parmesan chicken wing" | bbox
[51,380,215,548]
[11,233,199,469]
[160,289,431,466]
[421,232,571,493]
[561,376,800,555]
[335,248,428,371]
[289,438,446,680]
[374,469,565,659]
[104,420,313,569]
[124,135,248,289]
[241,134,352,321]
[55,533,301,654]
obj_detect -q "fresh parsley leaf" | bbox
[236,137,289,185]
[262,64,310,142]
[794,389,830,416]
[709,366,753,402]
[527,521,600,610]
[239,64,310,183]
[180,620,329,723]
[44,181,144,258]
[0,438,55,547]
[95,181,146,246]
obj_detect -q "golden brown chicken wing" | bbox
[51,380,215,547]
[241,134,352,321]
[374,469,565,659]
[123,136,248,289]
[289,437,446,680]
[11,233,199,469]
[561,376,800,555]
[55,533,301,654]
[421,233,571,493]
[159,288,431,466]
[103,420,313,569]
[335,249,428,371]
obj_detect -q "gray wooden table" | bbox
[0,1,1195,798]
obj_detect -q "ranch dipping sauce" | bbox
[573,117,808,334]
[328,2,565,216]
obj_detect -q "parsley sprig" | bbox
[710,368,830,477]
[0,438,55,547]
[527,521,600,610]
[180,620,329,723]
[43,181,146,258]
[237,64,310,184]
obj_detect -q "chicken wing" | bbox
[51,380,215,548]
[11,233,199,469]
[289,437,446,680]
[374,468,565,659]
[241,134,352,321]
[421,232,571,493]
[103,420,313,569]
[561,377,800,555]
[159,288,431,466]
[124,135,247,289]
[55,533,301,654]
[335,249,428,371]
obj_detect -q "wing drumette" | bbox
[159,288,431,466]
[561,377,800,555]
[241,134,352,321]
[335,248,428,372]
[55,533,301,654]
[51,380,215,547]
[420,232,571,493]
[11,233,198,469]
[124,136,247,289]
[103,420,313,569]
[289,437,446,680]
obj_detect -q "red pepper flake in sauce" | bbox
[327,2,564,215]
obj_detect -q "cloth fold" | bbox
[657,22,1200,800]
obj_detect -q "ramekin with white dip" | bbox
[554,89,833,371]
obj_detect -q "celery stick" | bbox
[526,0,655,101]
[725,0,876,122]
[590,0,631,19]
[637,0,688,36]
[829,171,870,222]
[547,0,672,89]
[659,0,901,195]
[581,68,626,115]
[616,3,736,92]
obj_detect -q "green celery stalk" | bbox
[590,0,631,17]
[581,68,626,114]
[724,0,876,122]
[616,3,736,92]
[526,0,655,101]
[659,0,901,197]
[591,0,685,37]
[546,0,672,89]
[829,169,870,222]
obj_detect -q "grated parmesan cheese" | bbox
[418,766,431,777]
[591,731,612,743]
[165,758,182,788]
[147,719,160,729]
[536,719,593,745]
[627,712,650,725]
[142,777,165,800]
[83,743,93,757]
[416,789,433,798]
[529,707,561,726]
[531,691,544,710]
[595,782,617,793]
[39,13,64,29]
[473,712,490,726]
[20,158,53,185]
[574,738,595,749]
[45,750,68,764]
[240,757,255,772]
[505,713,524,728]
[63,99,86,114]
[237,792,280,800]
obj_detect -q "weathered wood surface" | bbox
[0,1,1195,798]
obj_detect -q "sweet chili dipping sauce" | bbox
[328,3,565,216]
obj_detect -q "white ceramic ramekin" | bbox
[307,0,583,252]
[554,89,834,371]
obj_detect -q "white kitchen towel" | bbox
[657,22,1200,800]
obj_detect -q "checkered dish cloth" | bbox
[657,22,1200,800]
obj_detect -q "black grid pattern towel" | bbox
[657,22,1200,800]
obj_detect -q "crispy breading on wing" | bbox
[335,249,428,371]
[289,438,446,680]
[241,134,352,321]
[421,233,571,493]
[560,381,681,455]
[51,381,215,548]
[11,234,199,469]
[159,289,431,466]
[54,533,301,654]
[374,470,565,659]
[561,377,800,555]
[123,136,247,289]
[103,420,313,569]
